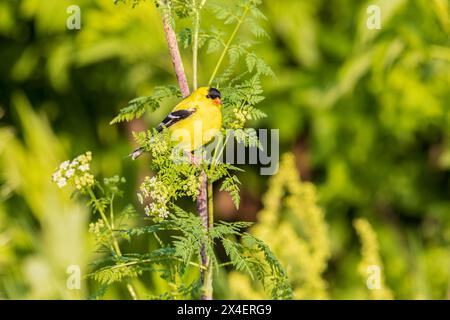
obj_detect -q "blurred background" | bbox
[0,0,449,299]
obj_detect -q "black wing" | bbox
[156,108,196,132]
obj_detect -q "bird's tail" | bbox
[128,137,156,160]
[129,147,145,160]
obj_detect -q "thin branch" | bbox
[192,0,207,90]
[87,189,122,257]
[202,180,214,299]
[208,4,251,85]
[88,257,207,274]
[192,1,199,90]
[159,0,190,97]
[87,188,139,300]
[126,284,138,300]
[207,181,214,230]
[157,0,212,300]
[197,170,212,299]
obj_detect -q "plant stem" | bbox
[126,283,138,300]
[197,170,212,300]
[211,131,231,166]
[88,257,207,273]
[201,181,214,299]
[158,0,212,299]
[87,188,138,300]
[193,0,206,90]
[208,5,251,85]
[207,181,214,230]
[110,194,115,229]
[88,188,122,255]
[159,0,190,98]
[192,0,200,90]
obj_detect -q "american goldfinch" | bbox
[131,87,222,159]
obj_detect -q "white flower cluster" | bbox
[52,151,94,191]
[138,176,170,219]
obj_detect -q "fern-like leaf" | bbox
[110,85,180,124]
[219,175,241,209]
[222,238,254,279]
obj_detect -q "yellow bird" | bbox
[131,87,222,159]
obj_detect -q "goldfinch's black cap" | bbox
[207,87,221,100]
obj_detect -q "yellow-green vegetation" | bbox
[0,94,89,299]
[1,0,449,299]
[353,218,393,300]
[229,153,330,299]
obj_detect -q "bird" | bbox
[130,86,222,160]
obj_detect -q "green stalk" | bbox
[201,181,214,299]
[87,256,207,272]
[212,133,231,166]
[126,283,138,300]
[87,188,138,300]
[192,0,206,90]
[192,1,200,90]
[208,5,251,85]
[88,188,122,255]
[110,193,115,229]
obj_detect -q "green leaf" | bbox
[109,96,159,124]
[248,19,269,38]
[222,238,254,279]
[178,28,192,49]
[210,221,253,239]
[207,38,222,54]
[219,175,241,209]
[110,85,180,124]
[228,45,243,66]
[246,53,257,73]
[234,128,262,149]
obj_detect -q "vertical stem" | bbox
[197,171,211,299]
[159,0,190,98]
[87,188,138,300]
[207,181,214,230]
[202,180,214,299]
[197,174,213,300]
[110,194,115,229]
[158,0,212,299]
[192,0,206,89]
[88,188,122,256]
[192,0,199,90]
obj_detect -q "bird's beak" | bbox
[213,98,222,105]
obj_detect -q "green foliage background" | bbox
[0,0,449,299]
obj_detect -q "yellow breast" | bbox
[169,104,222,151]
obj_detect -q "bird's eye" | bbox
[207,87,221,100]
